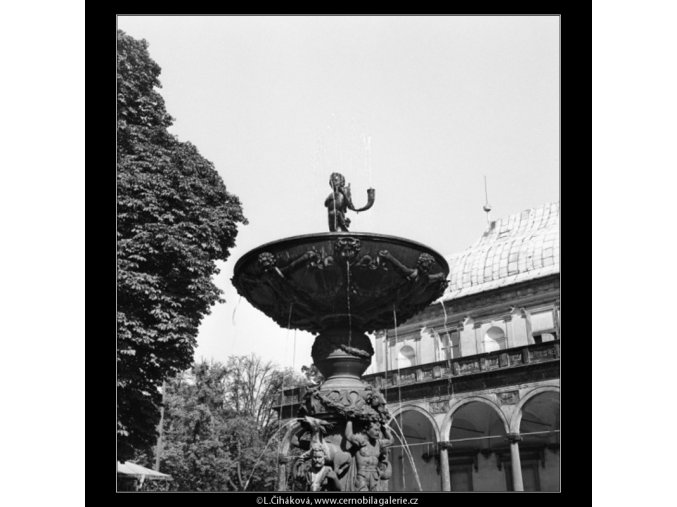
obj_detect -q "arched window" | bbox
[483,326,506,352]
[397,345,416,368]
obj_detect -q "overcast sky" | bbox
[117,15,559,373]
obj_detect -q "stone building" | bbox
[276,202,560,492]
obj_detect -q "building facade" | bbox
[277,202,560,492]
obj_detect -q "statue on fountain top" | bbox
[325,172,375,232]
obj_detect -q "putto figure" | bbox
[325,172,375,232]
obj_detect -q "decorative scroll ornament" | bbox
[334,236,361,263]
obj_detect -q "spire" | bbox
[483,175,493,225]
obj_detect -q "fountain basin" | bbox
[232,232,449,334]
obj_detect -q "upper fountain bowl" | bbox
[232,232,449,334]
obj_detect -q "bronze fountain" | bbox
[232,173,449,491]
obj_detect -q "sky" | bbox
[117,15,560,373]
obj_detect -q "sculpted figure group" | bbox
[293,418,394,492]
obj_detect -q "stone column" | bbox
[474,321,483,354]
[521,308,533,344]
[507,433,524,491]
[439,442,451,491]
[503,313,513,349]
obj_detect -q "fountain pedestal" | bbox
[232,232,449,491]
[313,328,371,391]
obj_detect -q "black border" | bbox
[94,6,591,505]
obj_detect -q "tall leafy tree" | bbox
[117,30,247,461]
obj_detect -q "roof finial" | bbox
[483,175,492,225]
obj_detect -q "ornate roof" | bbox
[441,202,559,301]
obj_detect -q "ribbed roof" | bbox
[441,202,559,301]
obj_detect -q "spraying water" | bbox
[346,260,352,347]
[364,134,373,188]
[387,304,423,491]
[232,295,242,326]
[387,415,423,492]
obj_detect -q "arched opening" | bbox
[447,401,508,491]
[388,410,440,491]
[509,391,560,491]
[483,326,506,353]
[397,345,416,369]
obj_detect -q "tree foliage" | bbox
[224,354,299,442]
[117,29,247,461]
[157,358,306,491]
